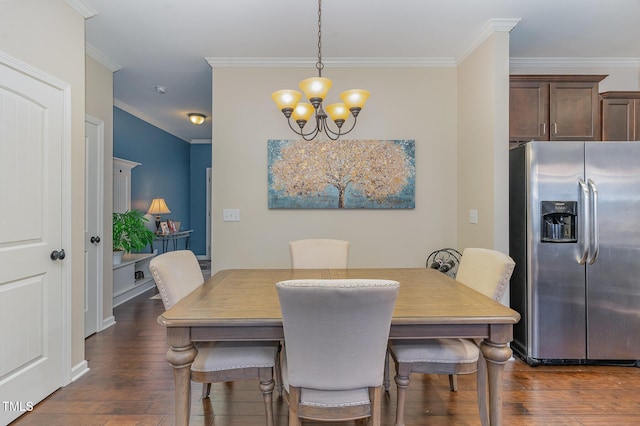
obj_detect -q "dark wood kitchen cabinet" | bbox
[510,75,607,142]
[600,91,640,141]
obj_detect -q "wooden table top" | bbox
[159,268,520,328]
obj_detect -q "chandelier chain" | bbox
[316,0,324,76]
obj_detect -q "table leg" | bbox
[166,329,197,426]
[479,339,512,426]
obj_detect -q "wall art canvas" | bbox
[268,139,415,209]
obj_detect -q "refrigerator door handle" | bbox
[578,179,590,264]
[587,179,599,264]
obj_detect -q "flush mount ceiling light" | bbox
[271,0,370,141]
[188,113,206,125]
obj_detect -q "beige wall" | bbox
[211,66,459,272]
[86,56,115,325]
[0,0,86,368]
[456,32,511,253]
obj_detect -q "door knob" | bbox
[50,249,66,261]
[90,236,101,244]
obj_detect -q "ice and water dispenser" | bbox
[541,201,577,243]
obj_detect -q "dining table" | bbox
[158,268,520,426]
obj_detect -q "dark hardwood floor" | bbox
[12,271,640,425]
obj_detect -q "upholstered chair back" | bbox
[149,250,204,309]
[276,279,399,390]
[455,248,515,301]
[289,239,349,269]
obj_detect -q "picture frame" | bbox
[160,221,170,234]
[167,219,176,233]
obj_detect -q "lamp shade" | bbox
[340,89,370,110]
[147,198,171,215]
[299,77,332,101]
[325,103,350,122]
[291,103,315,123]
[272,90,302,111]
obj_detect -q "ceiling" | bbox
[82,0,640,142]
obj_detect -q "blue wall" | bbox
[113,107,211,256]
[190,144,211,257]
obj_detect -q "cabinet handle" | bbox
[541,123,546,135]
[553,122,558,134]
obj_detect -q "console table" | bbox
[153,230,193,253]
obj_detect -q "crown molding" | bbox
[510,57,640,68]
[191,139,212,145]
[86,43,122,72]
[206,57,456,68]
[64,0,97,18]
[114,99,190,143]
[456,18,521,64]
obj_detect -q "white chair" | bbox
[387,248,515,426]
[276,279,399,426]
[289,239,349,269]
[149,250,279,426]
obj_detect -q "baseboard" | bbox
[71,360,90,382]
[101,316,116,331]
[196,255,210,260]
[113,281,156,308]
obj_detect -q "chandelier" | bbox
[271,0,370,141]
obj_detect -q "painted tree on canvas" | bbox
[270,139,414,208]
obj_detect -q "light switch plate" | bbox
[223,209,240,222]
[469,209,478,224]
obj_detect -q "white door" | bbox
[85,116,104,337]
[0,54,69,424]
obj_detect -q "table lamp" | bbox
[147,198,171,232]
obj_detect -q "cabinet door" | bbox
[633,100,640,140]
[549,82,599,140]
[510,82,549,141]
[601,98,633,141]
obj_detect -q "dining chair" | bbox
[276,279,399,426]
[289,238,349,269]
[149,250,279,426]
[387,247,515,426]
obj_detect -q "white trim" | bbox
[456,18,521,64]
[86,43,122,72]
[0,51,70,90]
[64,0,97,18]
[114,99,191,142]
[60,71,74,388]
[206,56,456,68]
[101,315,117,330]
[510,57,640,68]
[85,114,105,334]
[71,360,90,382]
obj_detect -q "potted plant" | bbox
[112,210,156,265]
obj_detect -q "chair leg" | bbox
[258,367,275,426]
[449,374,458,391]
[288,386,302,426]
[275,342,284,398]
[383,349,390,394]
[369,386,382,426]
[394,362,412,426]
[201,383,211,399]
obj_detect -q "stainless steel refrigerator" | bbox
[509,141,640,365]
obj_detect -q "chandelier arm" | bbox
[323,115,357,138]
[287,119,320,140]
